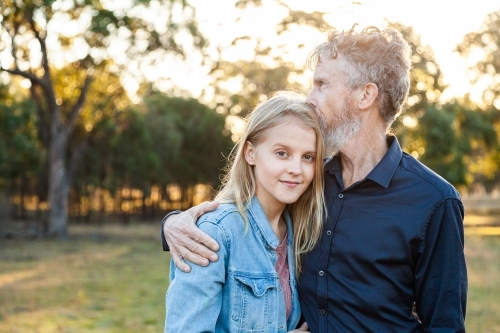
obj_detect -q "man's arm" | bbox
[415,198,467,332]
[162,201,220,272]
[165,221,227,332]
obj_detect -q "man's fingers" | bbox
[171,251,192,273]
[164,201,220,271]
[192,225,220,254]
[182,232,218,262]
[188,201,219,220]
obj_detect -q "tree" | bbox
[387,22,447,136]
[456,9,500,191]
[457,9,500,109]
[0,88,44,219]
[143,92,233,196]
[0,0,206,237]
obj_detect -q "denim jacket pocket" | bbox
[231,273,279,332]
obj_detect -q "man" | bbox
[162,26,467,332]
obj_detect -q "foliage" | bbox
[457,9,500,108]
[385,22,448,157]
[73,92,232,209]
[142,92,233,189]
[207,60,301,117]
[0,0,207,235]
[0,91,44,181]
[455,8,500,191]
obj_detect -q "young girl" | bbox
[165,91,325,333]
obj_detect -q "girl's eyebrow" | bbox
[272,143,316,154]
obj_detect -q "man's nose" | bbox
[305,91,316,107]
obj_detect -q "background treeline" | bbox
[1,0,500,237]
[0,86,233,226]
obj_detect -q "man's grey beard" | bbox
[321,101,362,157]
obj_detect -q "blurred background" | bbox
[0,0,499,332]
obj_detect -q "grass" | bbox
[0,222,499,332]
[0,223,170,333]
[464,233,500,332]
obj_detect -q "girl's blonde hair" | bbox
[215,91,325,274]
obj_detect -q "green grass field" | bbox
[0,222,499,332]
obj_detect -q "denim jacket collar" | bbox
[247,196,292,250]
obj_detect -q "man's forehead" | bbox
[313,58,339,80]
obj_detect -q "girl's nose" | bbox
[287,158,303,175]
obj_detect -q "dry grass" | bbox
[464,231,500,332]
[0,222,499,332]
[0,223,170,333]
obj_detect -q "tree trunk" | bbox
[20,178,26,220]
[48,149,69,238]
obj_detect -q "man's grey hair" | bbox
[308,26,412,126]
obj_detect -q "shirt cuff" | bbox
[161,210,181,251]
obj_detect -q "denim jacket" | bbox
[165,196,301,332]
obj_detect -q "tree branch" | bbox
[10,21,20,69]
[27,11,50,76]
[0,66,46,88]
[67,75,93,129]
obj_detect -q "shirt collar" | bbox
[324,135,402,189]
[247,196,293,250]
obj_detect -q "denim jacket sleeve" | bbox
[165,220,228,333]
[415,198,467,332]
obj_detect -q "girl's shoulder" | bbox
[197,203,245,230]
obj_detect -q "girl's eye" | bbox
[276,151,288,157]
[304,154,315,162]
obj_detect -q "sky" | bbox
[165,0,500,103]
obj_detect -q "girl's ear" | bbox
[244,141,256,166]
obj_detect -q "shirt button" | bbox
[320,309,326,315]
[319,270,324,276]
[326,230,332,236]
[338,193,344,199]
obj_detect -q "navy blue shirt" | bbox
[298,136,467,332]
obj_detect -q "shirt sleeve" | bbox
[161,211,181,251]
[165,220,228,333]
[415,198,467,332]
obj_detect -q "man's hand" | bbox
[164,201,220,272]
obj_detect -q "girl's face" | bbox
[244,117,317,214]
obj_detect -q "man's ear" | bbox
[358,82,378,110]
[244,141,255,165]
